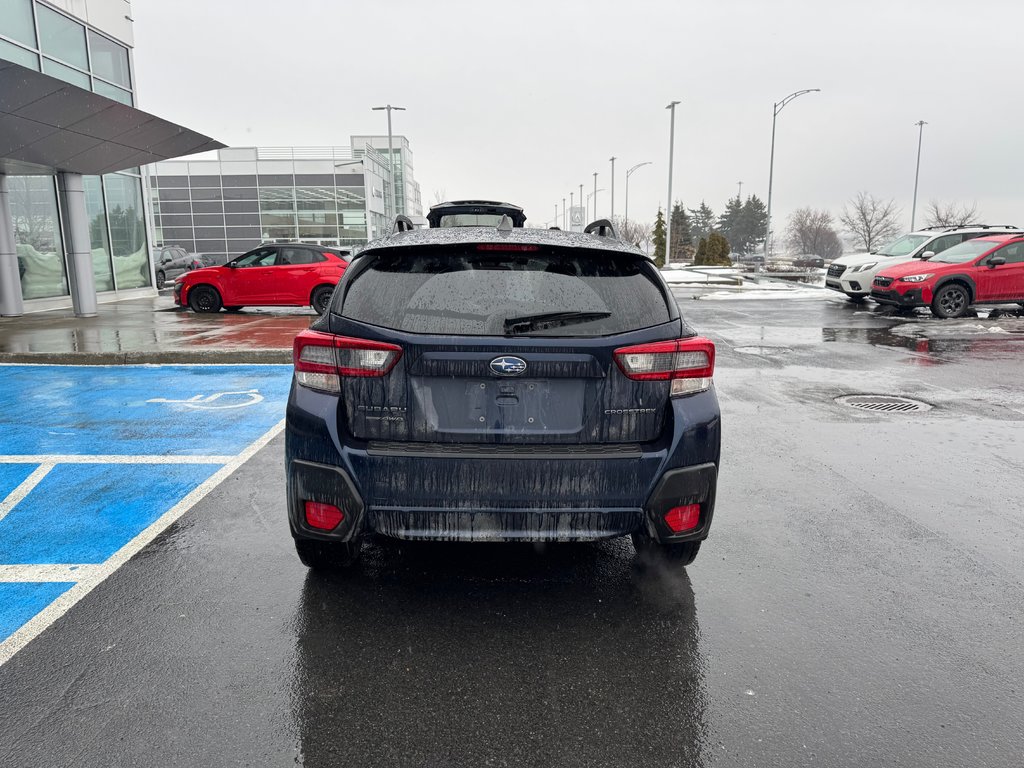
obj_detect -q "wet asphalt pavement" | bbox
[2,290,1024,767]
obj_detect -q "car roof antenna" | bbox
[496,214,514,232]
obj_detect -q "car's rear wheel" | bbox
[155,270,166,289]
[188,285,222,313]
[631,532,701,566]
[294,538,361,571]
[224,306,243,312]
[311,285,334,315]
[931,283,970,318]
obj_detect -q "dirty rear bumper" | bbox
[285,381,721,544]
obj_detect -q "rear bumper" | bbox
[285,383,720,544]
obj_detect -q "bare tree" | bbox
[924,200,980,228]
[785,208,843,260]
[839,192,902,252]
[614,216,653,249]
[432,188,448,205]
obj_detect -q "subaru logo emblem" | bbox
[489,356,527,376]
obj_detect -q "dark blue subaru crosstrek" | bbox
[285,205,720,570]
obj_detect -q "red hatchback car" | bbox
[174,244,350,314]
[872,234,1024,317]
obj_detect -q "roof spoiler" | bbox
[391,215,416,235]
[584,219,618,239]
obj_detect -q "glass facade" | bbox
[1,2,153,302]
[9,175,67,299]
[152,172,372,260]
[0,0,136,103]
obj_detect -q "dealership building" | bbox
[147,137,423,260]
[0,0,226,317]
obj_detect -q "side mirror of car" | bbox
[227,261,237,269]
[919,251,935,261]
[988,255,1006,268]
[161,255,172,264]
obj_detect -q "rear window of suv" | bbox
[341,246,672,336]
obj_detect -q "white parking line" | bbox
[0,565,102,582]
[0,455,235,464]
[0,463,54,525]
[0,418,285,668]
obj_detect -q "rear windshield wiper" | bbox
[503,310,612,335]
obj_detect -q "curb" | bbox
[0,349,293,365]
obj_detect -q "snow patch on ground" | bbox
[889,319,1024,338]
[698,287,837,301]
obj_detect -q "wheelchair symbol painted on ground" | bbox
[147,389,265,410]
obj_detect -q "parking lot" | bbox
[1,293,1023,767]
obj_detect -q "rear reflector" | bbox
[294,330,402,392]
[613,337,715,395]
[304,501,344,531]
[664,504,700,533]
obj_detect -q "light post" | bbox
[371,104,405,219]
[609,156,617,220]
[593,172,599,220]
[764,89,819,258]
[570,191,575,223]
[562,197,567,229]
[587,189,606,221]
[665,100,680,265]
[579,183,583,226]
[911,120,927,230]
[624,161,652,232]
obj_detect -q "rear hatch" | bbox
[330,243,682,445]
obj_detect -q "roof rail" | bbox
[920,223,1018,231]
[584,219,618,239]
[391,215,415,235]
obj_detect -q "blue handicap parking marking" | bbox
[0,364,293,456]
[0,462,222,564]
[0,464,37,497]
[0,583,75,643]
[0,364,294,661]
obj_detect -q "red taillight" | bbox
[664,504,701,533]
[613,337,715,396]
[304,501,344,530]
[476,244,539,252]
[293,330,402,392]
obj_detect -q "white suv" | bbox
[826,225,1019,300]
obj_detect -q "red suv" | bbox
[174,244,349,314]
[871,234,1024,317]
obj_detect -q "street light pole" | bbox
[592,173,599,221]
[665,100,680,265]
[737,181,743,201]
[609,157,617,220]
[562,197,566,229]
[911,120,927,231]
[587,189,606,221]
[579,184,583,226]
[371,104,406,219]
[764,89,819,259]
[624,161,652,233]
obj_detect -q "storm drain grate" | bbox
[835,394,933,413]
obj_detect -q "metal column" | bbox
[0,175,25,317]
[58,172,98,318]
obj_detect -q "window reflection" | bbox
[36,4,88,70]
[10,176,68,299]
[84,175,114,291]
[104,174,151,289]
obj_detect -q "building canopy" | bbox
[0,61,224,176]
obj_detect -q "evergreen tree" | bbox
[688,201,716,244]
[670,203,692,262]
[740,195,768,253]
[717,197,744,251]
[694,237,708,265]
[652,208,666,267]
[705,231,732,266]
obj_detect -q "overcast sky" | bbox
[134,0,1023,236]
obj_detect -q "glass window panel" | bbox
[295,187,336,200]
[297,199,336,212]
[224,200,258,213]
[0,0,36,46]
[37,5,87,70]
[155,175,189,188]
[0,38,39,69]
[190,188,223,201]
[225,213,260,226]
[92,78,132,105]
[10,176,68,299]
[258,174,293,186]
[221,187,257,201]
[41,57,90,88]
[225,226,261,238]
[260,213,296,227]
[103,174,150,289]
[228,239,261,252]
[194,239,227,252]
[259,187,294,203]
[158,214,193,227]
[222,175,257,187]
[263,226,297,240]
[298,225,339,239]
[157,188,190,201]
[83,175,113,291]
[160,227,197,241]
[189,175,221,188]
[297,212,338,227]
[156,201,191,214]
[87,30,130,88]
[190,201,223,214]
[194,226,225,240]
